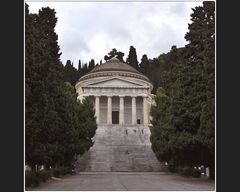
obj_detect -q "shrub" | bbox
[168,163,178,173]
[177,166,202,178]
[25,170,39,188]
[191,168,201,178]
[179,166,192,176]
[59,166,69,175]
[37,170,51,182]
[52,166,72,177]
[52,167,61,177]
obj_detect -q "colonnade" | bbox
[94,95,149,125]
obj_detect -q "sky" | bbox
[27,1,203,68]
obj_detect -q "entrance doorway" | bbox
[112,111,119,124]
[137,119,141,124]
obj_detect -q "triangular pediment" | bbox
[85,77,145,87]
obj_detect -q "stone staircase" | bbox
[75,125,168,172]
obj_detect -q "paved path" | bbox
[28,172,215,191]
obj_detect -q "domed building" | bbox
[75,57,166,172]
[75,56,153,126]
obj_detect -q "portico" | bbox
[92,94,149,125]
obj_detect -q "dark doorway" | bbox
[112,111,119,124]
[137,119,141,124]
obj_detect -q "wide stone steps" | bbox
[75,125,168,172]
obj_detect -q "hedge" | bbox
[52,166,72,177]
[25,170,51,188]
[25,166,74,188]
[178,166,201,178]
[167,164,202,178]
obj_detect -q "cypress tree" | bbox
[184,1,215,178]
[25,4,97,171]
[126,46,139,69]
[63,60,79,85]
[88,59,95,70]
[139,54,150,77]
[25,3,45,170]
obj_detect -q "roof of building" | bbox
[77,56,151,83]
[89,56,141,74]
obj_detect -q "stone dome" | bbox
[77,57,150,82]
[90,57,140,74]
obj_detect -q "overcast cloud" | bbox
[27,1,202,68]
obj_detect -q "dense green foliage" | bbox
[126,46,139,69]
[150,1,215,179]
[25,170,40,188]
[139,54,151,78]
[25,4,97,172]
[178,166,201,178]
[104,48,125,62]
[62,58,99,86]
[63,60,79,85]
[25,167,73,188]
[25,170,51,188]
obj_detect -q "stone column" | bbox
[131,96,137,125]
[143,96,149,125]
[95,96,100,124]
[119,96,124,125]
[107,96,112,125]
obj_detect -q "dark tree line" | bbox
[62,58,104,86]
[25,4,97,171]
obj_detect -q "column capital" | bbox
[119,95,125,98]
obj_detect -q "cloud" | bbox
[27,1,203,68]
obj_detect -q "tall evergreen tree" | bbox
[126,46,139,69]
[25,4,97,171]
[184,1,215,178]
[25,4,44,169]
[150,2,215,179]
[88,59,95,70]
[25,5,65,169]
[139,54,150,77]
[63,60,79,85]
[78,60,82,71]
